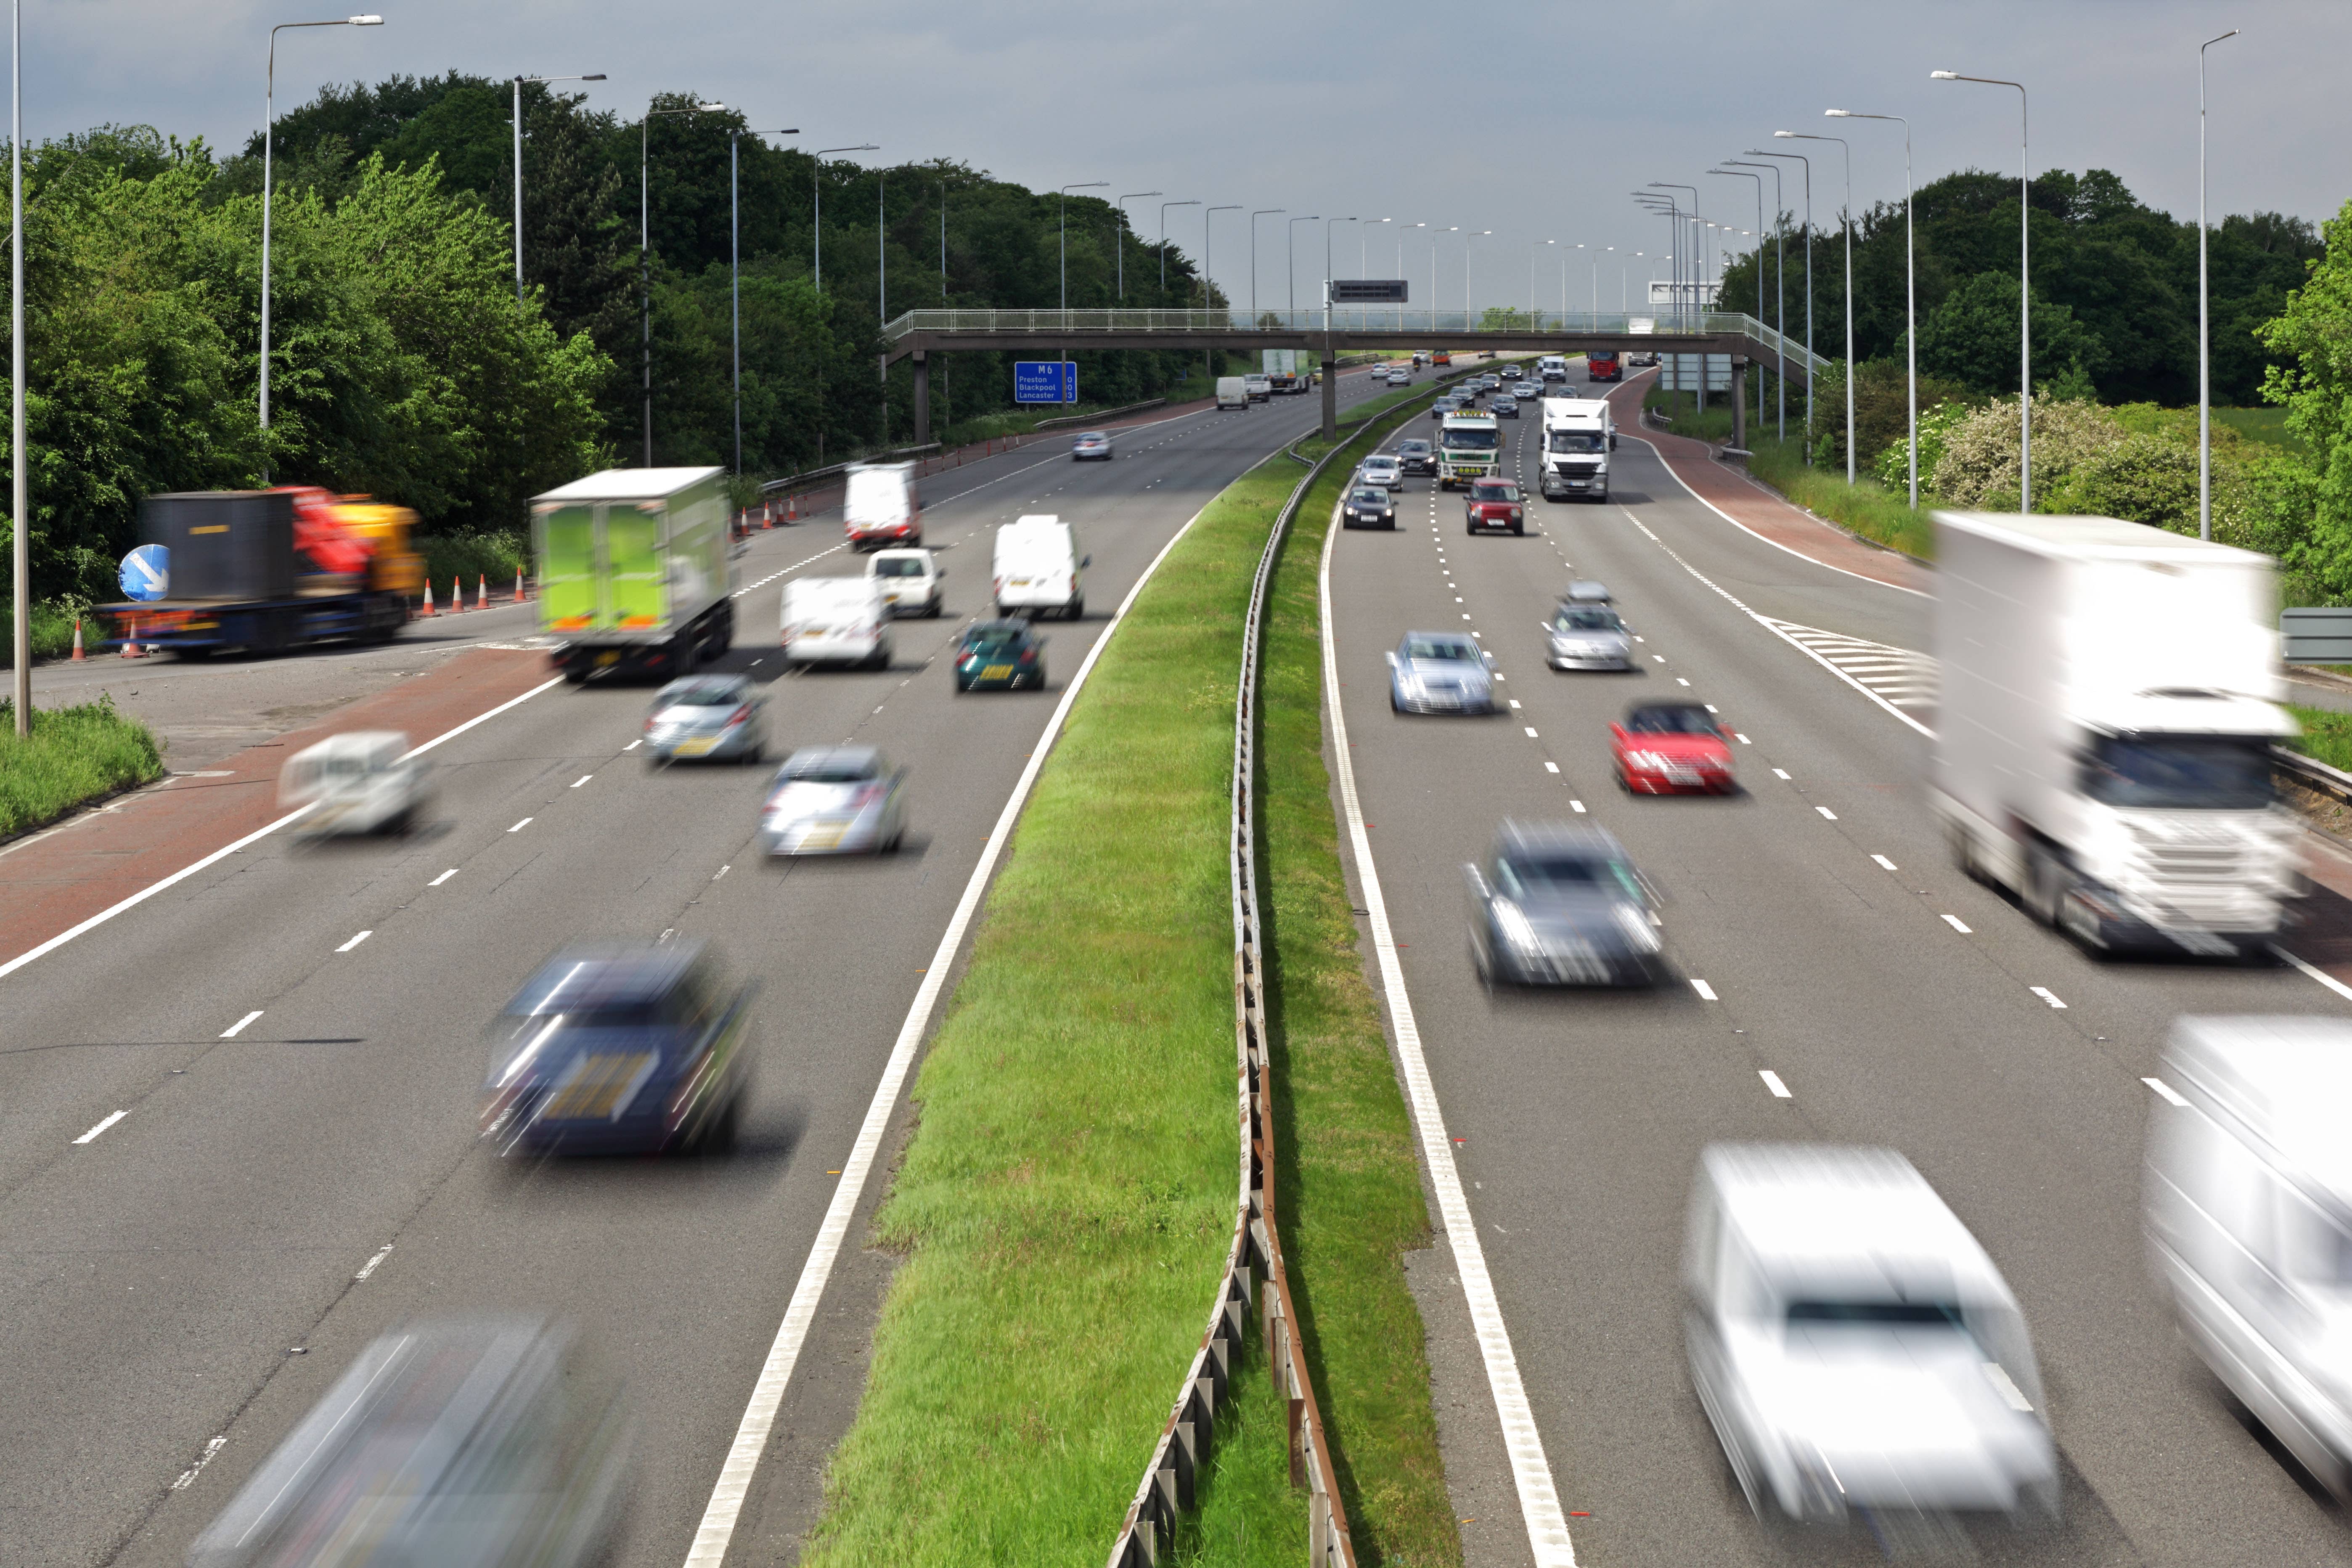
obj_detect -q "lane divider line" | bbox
[1759,1070,1793,1099]
[429,869,458,887]
[1320,499,1579,1568]
[2273,943,2352,1002]
[1940,914,1971,934]
[683,491,1226,1568]
[220,1010,263,1038]
[1691,978,1719,1001]
[2029,986,2068,1009]
[73,1110,127,1145]
[335,930,373,953]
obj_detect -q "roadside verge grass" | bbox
[0,695,165,837]
[2286,703,2352,773]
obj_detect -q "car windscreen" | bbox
[872,557,927,577]
[1470,484,1521,502]
[660,681,742,707]
[1349,490,1388,506]
[1553,608,1621,632]
[785,757,881,783]
[1074,433,1107,442]
[1548,431,1606,453]
[1440,428,1501,450]
[1625,707,1718,735]
[2079,734,2274,810]
[1498,853,1642,899]
[1787,1300,1971,1333]
[1403,638,1480,662]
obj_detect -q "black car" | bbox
[1396,438,1436,476]
[954,618,1047,691]
[1342,486,1397,530]
[1430,396,1462,421]
[479,941,752,1157]
[1493,395,1520,419]
[1463,821,1667,987]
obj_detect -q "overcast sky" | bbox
[30,0,2346,320]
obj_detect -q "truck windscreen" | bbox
[1548,432,1606,453]
[2079,735,2275,810]
[1440,429,1500,450]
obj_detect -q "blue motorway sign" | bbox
[119,543,169,602]
[1014,360,1078,404]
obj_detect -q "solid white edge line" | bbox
[2274,944,2352,1003]
[683,491,1224,1568]
[1618,428,1929,599]
[73,1110,127,1144]
[1319,500,1578,1568]
[0,673,562,987]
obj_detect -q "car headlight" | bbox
[1613,903,1663,953]
[1630,750,1671,771]
[1493,899,1541,953]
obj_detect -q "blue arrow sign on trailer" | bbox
[119,544,169,602]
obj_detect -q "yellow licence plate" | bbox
[596,651,619,667]
[801,825,845,850]
[980,664,1013,680]
[674,736,718,756]
[545,1053,656,1120]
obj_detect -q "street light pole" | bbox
[9,0,22,734]
[1778,131,1850,480]
[1749,148,1812,459]
[2198,29,2238,542]
[1287,214,1319,318]
[1828,110,1913,504]
[1249,209,1282,323]
[1465,229,1488,328]
[1116,191,1159,299]
[731,127,797,479]
[1711,169,1765,435]
[810,143,878,292]
[262,15,384,486]
[640,100,726,468]
[1160,199,1200,293]
[512,72,604,302]
[1727,159,1785,443]
[1059,181,1106,312]
[1932,71,2031,510]
[1363,216,1391,279]
[1205,205,1240,311]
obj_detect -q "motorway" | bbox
[1330,377,2352,1565]
[0,367,1401,1568]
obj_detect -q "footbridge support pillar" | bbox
[911,350,931,448]
[1320,332,1337,442]
[1730,356,1747,453]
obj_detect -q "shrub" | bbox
[1932,394,2126,510]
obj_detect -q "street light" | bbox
[1249,209,1283,322]
[1727,159,1787,444]
[1535,238,1557,326]
[1432,226,1455,332]
[512,72,605,301]
[2198,29,2239,542]
[1160,199,1200,292]
[1933,69,2031,511]
[1059,181,1107,311]
[1117,191,1160,299]
[1748,147,1814,459]
[1777,130,1851,481]
[9,0,23,733]
[1205,204,1240,311]
[261,14,384,485]
[811,143,878,291]
[640,98,726,466]
[1287,214,1319,318]
[1827,109,1915,505]
[1363,216,1392,279]
[1465,229,1489,327]
[731,127,798,478]
[1710,168,1764,437]
[1324,216,1354,312]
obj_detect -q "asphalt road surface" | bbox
[1328,401,2352,1565]
[0,366,1413,1568]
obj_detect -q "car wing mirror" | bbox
[1608,723,1629,740]
[1080,555,1091,568]
[1483,653,1496,667]
[1385,651,1399,668]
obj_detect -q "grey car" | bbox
[1430,396,1462,421]
[1464,821,1667,987]
[1388,629,1496,714]
[1396,437,1436,476]
[644,674,766,763]
[1546,602,1635,670]
[1342,485,1397,530]
[1359,453,1404,490]
[1494,395,1520,418]
[760,745,907,855]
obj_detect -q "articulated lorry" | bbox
[1436,408,1502,489]
[1537,397,1616,502]
[99,488,422,657]
[1931,511,2301,957]
[534,466,735,683]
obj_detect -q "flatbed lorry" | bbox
[534,466,735,683]
[98,488,422,657]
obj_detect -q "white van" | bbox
[1216,376,1250,411]
[1538,355,1568,382]
[1538,396,1616,502]
[2148,1016,2352,1502]
[866,547,943,617]
[1684,1143,2058,1523]
[781,577,892,668]
[843,461,922,552]
[278,731,432,837]
[1242,373,1272,403]
[993,515,1088,619]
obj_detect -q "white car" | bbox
[867,548,944,617]
[1357,454,1404,491]
[278,731,432,837]
[760,746,906,856]
[1070,431,1113,461]
[1386,369,1410,386]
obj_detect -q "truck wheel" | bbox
[1067,596,1083,620]
[2025,845,2066,927]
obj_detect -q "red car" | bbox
[1465,479,1527,536]
[1612,702,1735,794]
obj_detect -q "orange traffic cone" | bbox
[70,617,85,660]
[120,616,145,658]
[514,568,526,602]
[476,574,487,611]
[420,580,436,617]
[450,576,463,613]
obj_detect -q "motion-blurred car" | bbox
[1396,437,1436,476]
[1613,702,1735,794]
[1342,486,1397,530]
[954,618,1047,691]
[1387,369,1411,386]
[1359,453,1404,490]
[186,1316,630,1568]
[1430,396,1462,421]
[1493,395,1520,419]
[1070,431,1114,461]
[1629,350,1661,367]
[868,547,944,617]
[1514,381,1543,400]
[1564,578,1613,605]
[761,746,906,854]
[279,731,431,837]
[1685,1144,2059,1524]
[1465,478,1527,535]
[1388,630,1496,714]
[1464,821,1666,986]
[478,940,752,1156]
[1546,602,1634,671]
[642,674,766,764]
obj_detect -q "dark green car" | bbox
[954,619,1047,691]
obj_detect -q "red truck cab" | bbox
[1588,350,1622,382]
[1464,479,1526,536]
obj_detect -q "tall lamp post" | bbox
[512,72,604,302]
[1727,159,1785,443]
[1827,109,1915,505]
[1249,208,1283,323]
[1465,229,1489,328]
[9,0,23,733]
[1362,216,1391,279]
[1433,226,1456,332]
[640,99,725,467]
[2198,29,2238,542]
[1116,190,1159,299]
[1058,181,1106,311]
[811,143,878,291]
[1932,70,2030,511]
[1325,215,1354,313]
[1710,168,1765,436]
[731,127,798,478]
[262,14,384,485]
[1160,199,1200,293]
[1777,130,1851,481]
[1287,213,1320,318]
[1204,204,1240,310]
[1748,148,1812,459]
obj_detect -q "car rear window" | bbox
[786,756,881,783]
[662,681,743,707]
[873,557,926,577]
[962,629,1025,654]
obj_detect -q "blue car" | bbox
[479,942,752,1157]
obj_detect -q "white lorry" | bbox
[993,514,1088,619]
[1537,397,1616,502]
[1537,355,1568,382]
[1216,376,1250,411]
[1436,408,1502,489]
[2147,1015,2352,1502]
[1931,511,2301,956]
[781,577,892,669]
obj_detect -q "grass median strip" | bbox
[0,695,165,838]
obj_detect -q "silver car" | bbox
[1071,431,1114,461]
[1387,629,1496,714]
[1546,603,1634,670]
[1387,369,1410,386]
[1359,453,1404,490]
[644,674,767,764]
[1564,578,1613,606]
[761,745,907,855]
[1463,821,1666,986]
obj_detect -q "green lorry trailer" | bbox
[532,467,737,682]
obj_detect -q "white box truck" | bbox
[1537,397,1616,502]
[1216,376,1249,411]
[2147,1015,2352,1502]
[993,515,1087,619]
[781,577,892,669]
[1931,511,2301,956]
[1537,355,1568,382]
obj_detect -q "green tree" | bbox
[1912,270,2105,395]
[2260,199,2352,599]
